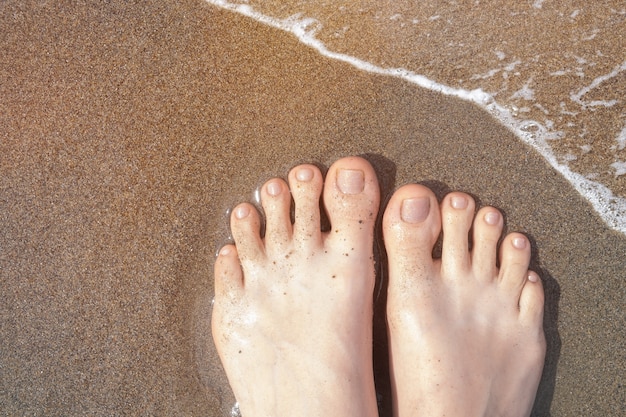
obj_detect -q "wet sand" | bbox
[0,1,624,416]
[233,0,626,202]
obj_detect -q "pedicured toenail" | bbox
[267,180,282,196]
[401,197,430,223]
[337,169,364,195]
[528,273,539,282]
[296,167,314,182]
[234,205,250,219]
[484,211,500,225]
[451,195,468,209]
[513,236,527,249]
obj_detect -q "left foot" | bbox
[211,156,380,417]
[383,185,546,417]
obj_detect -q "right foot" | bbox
[383,185,546,417]
[212,157,380,417]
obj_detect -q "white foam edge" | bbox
[205,0,626,235]
[571,60,626,106]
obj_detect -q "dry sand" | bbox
[1,1,624,416]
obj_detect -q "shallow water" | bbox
[206,0,626,234]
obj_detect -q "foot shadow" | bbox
[361,153,396,417]
[528,235,561,417]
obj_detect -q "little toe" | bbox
[288,164,324,250]
[519,271,545,328]
[261,177,293,252]
[471,206,504,280]
[440,192,476,276]
[383,184,441,292]
[498,232,532,295]
[322,156,380,249]
[230,202,265,265]
[214,244,244,297]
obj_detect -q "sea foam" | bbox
[205,0,626,235]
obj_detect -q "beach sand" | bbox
[1,1,624,416]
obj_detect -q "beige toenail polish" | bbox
[401,197,430,223]
[484,211,500,225]
[513,237,527,249]
[296,167,314,182]
[267,181,282,196]
[337,169,364,194]
[235,205,250,219]
[451,195,468,209]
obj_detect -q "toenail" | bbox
[512,236,527,249]
[528,273,539,282]
[337,169,364,195]
[219,246,232,256]
[451,195,468,209]
[296,167,314,182]
[401,197,430,223]
[267,180,282,196]
[234,205,250,219]
[484,211,500,225]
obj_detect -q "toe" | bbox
[323,156,380,250]
[211,244,243,353]
[498,232,531,296]
[214,244,244,296]
[230,202,265,265]
[440,192,475,277]
[519,271,545,328]
[288,164,324,251]
[261,177,293,253]
[383,183,441,294]
[471,206,504,281]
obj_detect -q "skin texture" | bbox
[383,184,546,417]
[212,156,380,417]
[212,155,546,417]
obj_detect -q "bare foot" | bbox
[383,185,546,417]
[211,157,380,417]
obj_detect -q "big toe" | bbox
[322,156,380,250]
[383,184,441,290]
